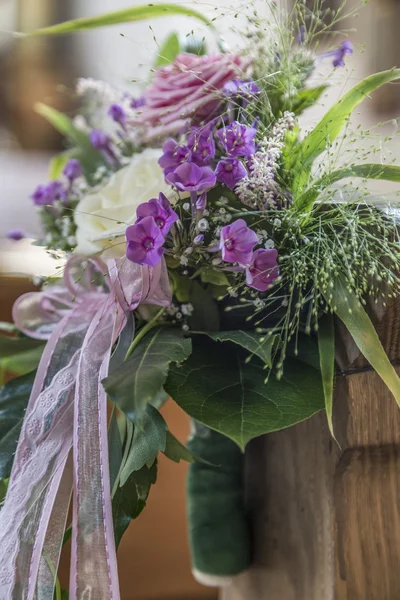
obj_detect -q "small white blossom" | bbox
[273,218,282,229]
[265,238,275,249]
[180,255,189,266]
[181,303,194,316]
[183,202,190,212]
[197,218,209,232]
[219,196,229,205]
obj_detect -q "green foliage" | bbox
[318,314,336,438]
[163,430,194,464]
[189,281,220,332]
[326,277,400,406]
[155,32,180,67]
[291,85,328,115]
[48,152,72,180]
[166,337,324,450]
[204,331,276,367]
[103,326,192,422]
[293,69,400,197]
[26,4,212,36]
[0,334,44,385]
[298,163,400,213]
[0,372,35,479]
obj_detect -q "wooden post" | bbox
[222,300,400,600]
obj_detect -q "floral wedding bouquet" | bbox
[2,0,400,597]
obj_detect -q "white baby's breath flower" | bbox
[74,149,176,258]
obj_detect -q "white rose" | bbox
[74,148,176,258]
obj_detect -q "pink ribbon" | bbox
[0,256,171,599]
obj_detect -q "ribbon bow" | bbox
[0,256,171,600]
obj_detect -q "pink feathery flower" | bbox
[136,53,250,140]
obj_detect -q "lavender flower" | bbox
[136,193,178,236]
[246,248,279,291]
[63,159,82,182]
[158,139,190,176]
[196,192,207,211]
[217,121,257,157]
[166,162,216,193]
[126,216,165,266]
[219,219,258,264]
[319,40,353,68]
[215,158,247,190]
[187,126,216,165]
[89,129,111,150]
[31,181,67,206]
[223,79,260,108]
[7,229,25,241]
[108,103,126,125]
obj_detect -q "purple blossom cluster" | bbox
[31,159,82,207]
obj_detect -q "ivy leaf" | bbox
[163,430,194,464]
[155,32,180,67]
[0,372,35,479]
[293,69,400,196]
[318,314,336,438]
[166,337,324,451]
[204,331,276,367]
[119,405,167,486]
[297,163,400,213]
[103,326,192,422]
[327,277,400,406]
[113,461,157,548]
[25,4,213,36]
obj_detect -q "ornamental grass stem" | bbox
[124,308,165,359]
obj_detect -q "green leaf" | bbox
[200,268,230,287]
[204,331,276,367]
[0,334,44,358]
[294,69,400,195]
[0,372,35,479]
[119,405,167,486]
[318,314,336,438]
[0,479,8,504]
[291,85,328,114]
[155,32,180,67]
[48,152,72,180]
[166,337,324,451]
[0,345,44,385]
[25,4,213,36]
[327,277,400,405]
[163,430,194,464]
[189,281,220,332]
[108,409,124,492]
[103,326,192,422]
[35,103,104,180]
[297,163,400,212]
[113,461,157,548]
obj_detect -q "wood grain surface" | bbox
[222,298,400,600]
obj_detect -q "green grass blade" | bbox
[327,277,400,406]
[293,69,400,196]
[318,314,336,438]
[24,4,213,36]
[297,163,400,213]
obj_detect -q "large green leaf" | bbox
[25,5,212,36]
[163,430,194,464]
[318,314,336,438]
[103,326,192,422]
[0,334,44,358]
[297,163,400,212]
[112,461,157,548]
[0,372,35,479]
[327,277,400,405]
[0,334,44,385]
[166,337,324,450]
[119,405,167,486]
[204,331,276,367]
[155,32,180,67]
[293,69,400,196]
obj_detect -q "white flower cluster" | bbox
[76,78,121,104]
[236,111,296,209]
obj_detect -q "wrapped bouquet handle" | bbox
[0,257,171,600]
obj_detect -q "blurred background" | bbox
[0,0,399,598]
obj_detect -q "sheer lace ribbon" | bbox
[0,257,171,600]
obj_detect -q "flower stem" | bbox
[125,308,165,359]
[190,191,198,218]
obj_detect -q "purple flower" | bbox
[217,121,257,157]
[166,162,216,193]
[108,103,126,125]
[31,181,67,206]
[215,158,247,190]
[246,249,279,291]
[219,219,258,264]
[187,126,216,165]
[196,192,207,211]
[7,228,25,241]
[89,129,111,150]
[319,40,353,68]
[158,138,190,176]
[126,216,165,267]
[63,158,82,181]
[131,96,146,109]
[193,234,204,245]
[223,79,260,100]
[136,193,178,236]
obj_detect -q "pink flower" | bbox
[246,249,279,291]
[137,53,249,140]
